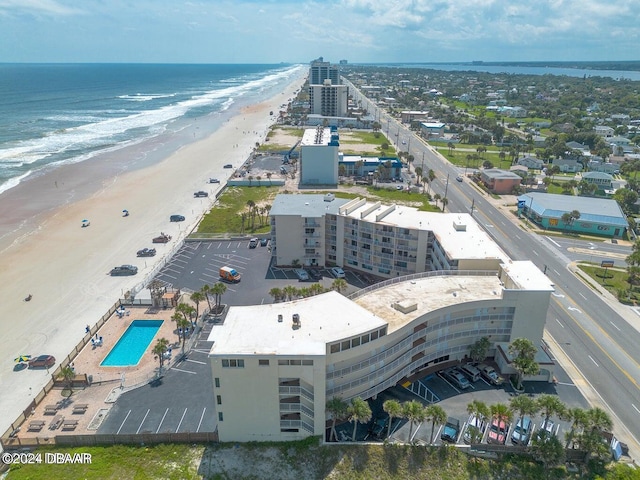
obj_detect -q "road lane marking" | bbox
[567,307,582,313]
[532,250,539,256]
[554,269,560,275]
[156,408,169,433]
[633,404,640,415]
[176,408,188,433]
[185,358,206,365]
[579,293,587,300]
[117,410,131,434]
[609,321,621,331]
[588,355,599,367]
[136,409,150,434]
[546,236,561,248]
[555,318,564,328]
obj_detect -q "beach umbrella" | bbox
[122,209,128,213]
[82,219,89,223]
[14,355,31,363]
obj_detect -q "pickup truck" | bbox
[440,417,460,443]
[478,364,504,385]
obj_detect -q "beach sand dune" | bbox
[0,71,306,436]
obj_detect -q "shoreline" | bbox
[0,69,306,437]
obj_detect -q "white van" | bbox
[460,363,481,382]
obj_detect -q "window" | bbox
[216,395,222,405]
[330,343,340,354]
[221,359,229,367]
[351,337,361,347]
[214,377,220,388]
[302,360,313,366]
[222,359,244,368]
[259,359,269,366]
[218,412,224,422]
[290,359,301,365]
[371,330,379,340]
[361,334,370,344]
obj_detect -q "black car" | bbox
[209,178,220,184]
[136,248,156,257]
[306,269,322,281]
[369,417,388,439]
[223,164,233,169]
[194,191,208,198]
[110,265,138,276]
[260,238,269,247]
[170,215,185,222]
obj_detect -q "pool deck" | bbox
[14,305,190,439]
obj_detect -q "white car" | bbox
[330,267,345,278]
[294,269,310,281]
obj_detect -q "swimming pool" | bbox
[101,320,163,367]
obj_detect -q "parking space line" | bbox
[172,367,197,374]
[185,358,207,365]
[136,409,150,434]
[116,410,131,434]
[176,408,188,433]
[197,408,207,432]
[156,408,169,433]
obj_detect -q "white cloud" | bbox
[0,0,82,16]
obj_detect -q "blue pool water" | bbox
[101,320,163,367]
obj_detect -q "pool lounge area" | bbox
[101,320,163,367]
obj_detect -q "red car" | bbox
[487,416,509,444]
[28,355,56,369]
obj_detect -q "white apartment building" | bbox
[209,264,553,442]
[299,128,339,186]
[309,80,349,117]
[270,194,508,276]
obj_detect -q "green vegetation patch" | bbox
[196,186,278,234]
[577,263,638,302]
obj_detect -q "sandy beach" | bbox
[0,69,307,437]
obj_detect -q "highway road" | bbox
[348,83,640,455]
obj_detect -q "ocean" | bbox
[0,63,303,195]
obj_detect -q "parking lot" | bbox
[153,239,373,304]
[330,361,590,447]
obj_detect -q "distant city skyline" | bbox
[0,0,638,64]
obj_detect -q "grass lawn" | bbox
[196,186,279,235]
[576,263,639,303]
[546,184,573,195]
[339,131,397,156]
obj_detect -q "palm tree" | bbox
[171,313,190,352]
[147,279,165,307]
[246,200,256,229]
[441,197,449,212]
[490,403,513,434]
[425,404,447,444]
[536,394,566,430]
[383,399,403,438]
[211,282,227,311]
[508,337,539,390]
[200,284,213,312]
[466,400,490,443]
[269,287,283,302]
[428,169,436,195]
[282,285,298,301]
[59,365,75,394]
[433,193,441,208]
[403,400,426,443]
[190,291,204,320]
[326,397,348,442]
[564,407,588,448]
[348,397,372,441]
[510,395,539,442]
[266,172,272,185]
[331,278,348,294]
[247,175,253,187]
[152,337,170,372]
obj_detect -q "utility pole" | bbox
[470,198,475,216]
[421,151,425,171]
[444,173,450,201]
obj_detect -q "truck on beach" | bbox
[220,266,241,283]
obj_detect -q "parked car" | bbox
[28,355,56,369]
[194,191,208,198]
[294,269,310,281]
[209,178,220,183]
[463,414,487,444]
[249,238,258,248]
[110,265,138,276]
[536,419,557,442]
[170,214,185,222]
[487,417,509,444]
[442,367,471,389]
[459,363,481,382]
[456,176,463,182]
[511,416,534,445]
[136,248,156,257]
[478,364,504,385]
[152,233,172,243]
[306,269,322,281]
[369,416,388,439]
[260,238,269,247]
[440,417,461,443]
[223,164,233,169]
[330,267,345,278]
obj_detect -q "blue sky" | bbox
[1,0,638,63]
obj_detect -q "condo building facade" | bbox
[209,194,553,442]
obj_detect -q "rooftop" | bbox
[301,127,333,147]
[208,291,386,356]
[270,193,349,217]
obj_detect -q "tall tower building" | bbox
[309,59,340,85]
